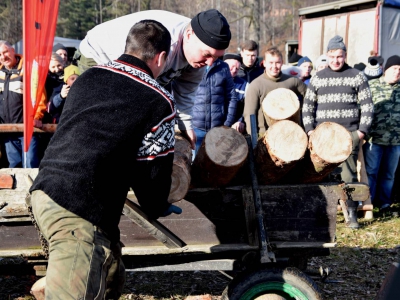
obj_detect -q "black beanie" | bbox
[288,52,303,66]
[53,43,67,52]
[384,55,400,71]
[191,9,231,50]
[223,53,242,64]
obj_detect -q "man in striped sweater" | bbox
[302,35,374,229]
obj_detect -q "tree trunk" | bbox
[255,120,308,185]
[168,133,192,203]
[262,88,301,127]
[287,122,352,184]
[191,126,248,187]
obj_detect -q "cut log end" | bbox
[262,88,300,126]
[265,120,308,163]
[310,122,352,163]
[205,126,248,167]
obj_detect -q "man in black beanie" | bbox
[52,42,69,66]
[78,9,231,150]
[302,35,374,229]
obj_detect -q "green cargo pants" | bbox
[31,190,125,299]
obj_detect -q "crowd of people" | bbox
[0,8,399,298]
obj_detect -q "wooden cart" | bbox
[0,132,370,299]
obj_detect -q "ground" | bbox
[0,206,399,300]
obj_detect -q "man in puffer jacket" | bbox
[192,59,239,156]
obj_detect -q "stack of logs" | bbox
[168,88,352,203]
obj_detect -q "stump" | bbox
[191,126,248,187]
[255,120,308,185]
[291,122,352,184]
[168,133,192,203]
[262,88,301,127]
[31,276,46,300]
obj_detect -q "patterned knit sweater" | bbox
[302,64,374,133]
[30,54,176,242]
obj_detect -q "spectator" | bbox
[223,53,248,133]
[315,54,329,72]
[192,59,238,156]
[288,51,303,66]
[29,20,181,298]
[363,55,400,213]
[302,35,374,228]
[243,47,307,136]
[48,64,81,123]
[77,9,231,150]
[298,56,313,84]
[0,40,46,168]
[237,40,264,83]
[45,53,64,100]
[363,56,384,81]
[53,43,69,66]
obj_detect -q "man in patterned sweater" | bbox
[29,20,180,298]
[302,35,374,228]
[363,55,400,213]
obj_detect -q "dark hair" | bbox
[265,47,283,61]
[241,40,258,52]
[124,20,171,62]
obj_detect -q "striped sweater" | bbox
[30,54,175,242]
[302,64,374,134]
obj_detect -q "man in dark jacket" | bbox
[237,40,264,83]
[29,20,181,298]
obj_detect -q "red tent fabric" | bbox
[23,0,59,153]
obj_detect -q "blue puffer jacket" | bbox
[192,59,238,131]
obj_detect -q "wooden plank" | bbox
[0,124,57,133]
[241,187,259,247]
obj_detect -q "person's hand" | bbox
[60,84,70,98]
[307,130,314,137]
[181,129,196,150]
[33,119,42,129]
[357,130,365,140]
[162,204,182,217]
[231,122,245,133]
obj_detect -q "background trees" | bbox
[1,0,334,54]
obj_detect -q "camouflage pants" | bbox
[31,190,125,299]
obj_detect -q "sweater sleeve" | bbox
[224,70,238,127]
[302,78,318,133]
[357,74,374,134]
[243,80,262,135]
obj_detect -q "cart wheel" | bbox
[221,267,323,300]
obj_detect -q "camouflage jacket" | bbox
[367,77,400,145]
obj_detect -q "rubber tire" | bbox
[221,267,323,300]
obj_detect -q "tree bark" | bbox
[255,120,308,185]
[168,133,192,203]
[191,126,248,187]
[262,88,301,127]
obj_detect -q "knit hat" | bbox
[223,53,242,64]
[298,56,313,67]
[368,56,384,66]
[63,65,80,83]
[327,35,346,52]
[364,62,382,80]
[53,43,67,52]
[384,55,400,72]
[191,9,231,50]
[315,54,328,70]
[288,52,303,66]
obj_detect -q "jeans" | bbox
[193,127,207,158]
[4,135,39,168]
[363,142,400,207]
[31,190,125,299]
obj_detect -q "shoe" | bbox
[380,204,393,216]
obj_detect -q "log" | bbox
[255,120,308,185]
[289,122,352,184]
[191,126,248,187]
[262,88,300,127]
[168,133,192,203]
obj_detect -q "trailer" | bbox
[0,129,370,299]
[290,0,400,67]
